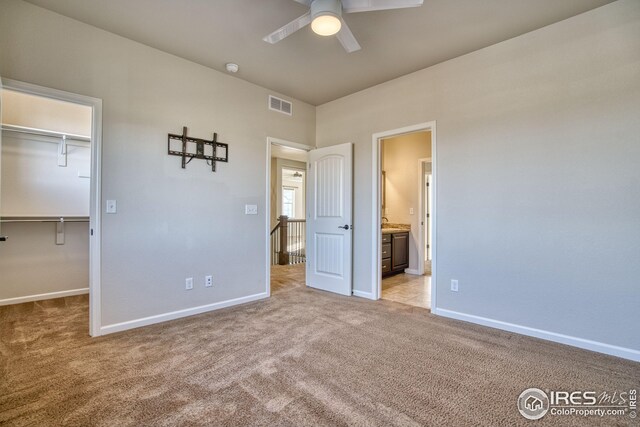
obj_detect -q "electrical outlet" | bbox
[451,279,459,292]
[245,204,258,215]
[205,275,213,287]
[185,277,193,290]
[106,200,117,214]
[409,207,414,215]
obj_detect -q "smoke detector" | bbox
[225,63,239,73]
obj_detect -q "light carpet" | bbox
[1,265,638,426]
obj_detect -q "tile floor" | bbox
[381,260,431,309]
[271,261,432,310]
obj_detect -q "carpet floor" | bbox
[1,264,638,426]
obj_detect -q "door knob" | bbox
[338,225,350,230]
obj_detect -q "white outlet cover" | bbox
[205,275,213,287]
[185,277,193,290]
[409,208,414,215]
[245,204,258,215]
[451,279,459,292]
[106,200,117,214]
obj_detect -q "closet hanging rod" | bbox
[0,216,89,223]
[1,124,90,143]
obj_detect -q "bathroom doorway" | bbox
[371,122,437,310]
[378,131,431,308]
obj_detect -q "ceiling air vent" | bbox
[268,95,292,116]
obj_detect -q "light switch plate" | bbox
[245,204,258,215]
[106,200,117,214]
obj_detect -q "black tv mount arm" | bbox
[167,126,229,172]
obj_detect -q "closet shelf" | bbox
[0,216,89,223]
[1,124,90,143]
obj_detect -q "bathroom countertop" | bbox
[381,223,411,234]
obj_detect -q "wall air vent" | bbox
[268,95,292,116]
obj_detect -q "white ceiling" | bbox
[25,0,615,105]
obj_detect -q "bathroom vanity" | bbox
[381,226,409,276]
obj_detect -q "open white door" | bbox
[0,77,5,243]
[306,143,353,296]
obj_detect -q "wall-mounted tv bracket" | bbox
[168,126,229,172]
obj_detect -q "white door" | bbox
[427,174,432,260]
[0,77,5,243]
[306,143,352,295]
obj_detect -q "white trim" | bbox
[269,137,312,152]
[416,157,431,276]
[371,122,437,311]
[265,137,313,295]
[0,288,89,306]
[352,289,375,300]
[433,308,640,362]
[2,78,103,337]
[403,268,421,275]
[101,292,269,335]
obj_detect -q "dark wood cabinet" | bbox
[382,231,409,276]
[391,232,409,270]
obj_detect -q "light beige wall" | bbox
[317,0,640,351]
[2,89,92,136]
[0,0,315,327]
[1,134,90,216]
[274,158,306,221]
[282,170,305,220]
[382,131,431,271]
[0,222,89,301]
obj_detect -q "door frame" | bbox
[424,171,433,262]
[416,157,431,275]
[265,137,313,296]
[370,121,437,307]
[2,78,103,336]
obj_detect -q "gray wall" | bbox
[1,0,315,326]
[317,0,640,351]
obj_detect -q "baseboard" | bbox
[353,289,376,300]
[0,288,89,306]
[100,292,269,335]
[404,268,421,275]
[432,308,640,363]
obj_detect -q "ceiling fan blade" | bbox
[336,19,361,53]
[263,11,312,44]
[342,0,423,13]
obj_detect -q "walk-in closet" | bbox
[0,89,92,306]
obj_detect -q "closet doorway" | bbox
[0,79,102,336]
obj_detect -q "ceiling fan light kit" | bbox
[263,0,424,53]
[311,0,342,36]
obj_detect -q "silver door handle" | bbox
[338,225,350,230]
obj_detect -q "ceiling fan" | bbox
[263,0,424,53]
